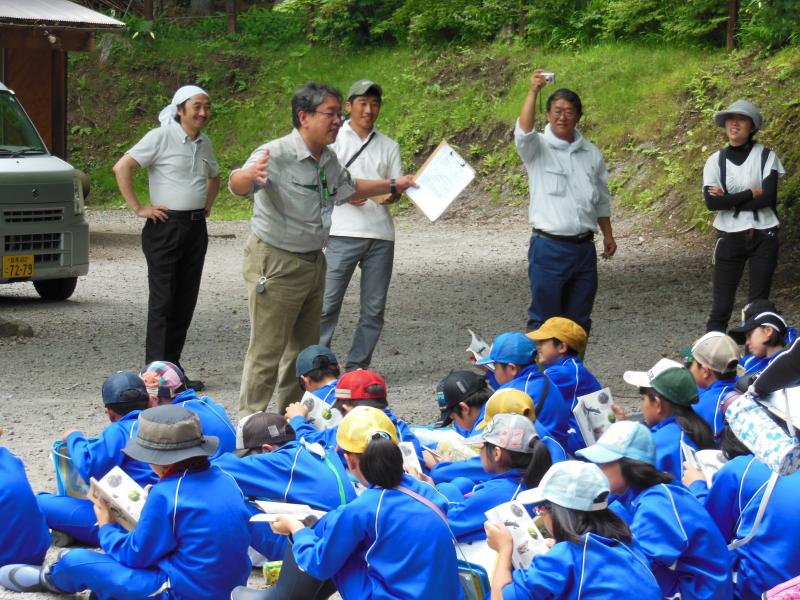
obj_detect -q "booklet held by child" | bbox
[301,390,343,431]
[467,329,494,372]
[251,500,327,529]
[399,441,424,475]
[485,500,550,569]
[573,387,617,446]
[88,466,146,532]
[681,442,728,486]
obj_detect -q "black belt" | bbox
[166,209,206,221]
[533,228,594,244]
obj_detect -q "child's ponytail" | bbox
[360,434,404,489]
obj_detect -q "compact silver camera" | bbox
[542,72,556,84]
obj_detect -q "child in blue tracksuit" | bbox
[527,317,603,454]
[477,332,572,449]
[0,405,251,599]
[295,344,340,405]
[729,300,791,377]
[430,413,552,542]
[37,371,158,546]
[141,361,237,457]
[0,441,50,568]
[285,368,426,469]
[430,388,567,492]
[434,370,492,438]
[214,411,356,560]
[578,421,733,600]
[623,357,716,478]
[232,406,463,600]
[685,332,740,442]
[486,461,662,600]
[685,425,800,600]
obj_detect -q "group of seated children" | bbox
[1,300,798,600]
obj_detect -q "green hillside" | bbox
[68,32,799,248]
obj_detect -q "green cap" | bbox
[623,358,698,406]
[347,79,382,100]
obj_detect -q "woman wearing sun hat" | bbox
[577,421,733,600]
[484,460,661,599]
[0,405,252,598]
[236,406,462,600]
[703,99,785,333]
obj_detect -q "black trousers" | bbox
[707,227,779,333]
[262,542,336,600]
[141,215,208,367]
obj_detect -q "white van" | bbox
[0,81,89,300]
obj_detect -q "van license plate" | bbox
[3,255,34,278]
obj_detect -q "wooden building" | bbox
[0,0,124,160]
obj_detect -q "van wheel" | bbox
[33,277,78,301]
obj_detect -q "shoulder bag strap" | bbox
[322,454,348,506]
[344,131,376,169]
[718,147,728,194]
[728,471,779,550]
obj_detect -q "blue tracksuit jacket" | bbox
[695,378,736,443]
[616,483,733,600]
[499,364,572,449]
[50,466,252,600]
[690,454,800,600]
[445,469,524,542]
[214,440,355,559]
[171,389,236,458]
[312,380,337,404]
[292,473,463,600]
[0,447,50,567]
[501,533,662,600]
[543,356,602,454]
[650,416,699,480]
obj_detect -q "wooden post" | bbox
[518,0,526,39]
[726,0,737,52]
[143,0,153,21]
[226,0,237,34]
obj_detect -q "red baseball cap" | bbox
[334,370,387,404]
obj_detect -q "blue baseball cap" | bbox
[102,371,149,406]
[475,332,536,367]
[576,421,656,466]
[295,345,338,378]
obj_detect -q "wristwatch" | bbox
[389,178,398,195]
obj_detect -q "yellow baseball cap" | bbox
[476,388,536,430]
[336,406,398,454]
[526,317,588,354]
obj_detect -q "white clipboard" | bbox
[406,140,475,221]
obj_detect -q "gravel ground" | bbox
[1,205,796,599]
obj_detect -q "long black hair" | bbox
[485,437,552,489]
[359,435,404,489]
[619,457,673,490]
[641,387,716,450]
[548,494,632,545]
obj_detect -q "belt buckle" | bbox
[191,210,205,221]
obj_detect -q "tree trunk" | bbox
[226,0,237,34]
[726,0,737,52]
[518,0,526,39]
[143,0,153,20]
[306,1,315,41]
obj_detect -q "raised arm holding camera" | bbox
[515,69,615,338]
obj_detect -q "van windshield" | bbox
[0,91,47,155]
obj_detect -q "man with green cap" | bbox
[320,79,404,371]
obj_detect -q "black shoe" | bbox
[184,377,205,392]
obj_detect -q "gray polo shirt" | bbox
[230,128,357,253]
[127,124,219,211]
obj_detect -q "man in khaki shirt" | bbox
[230,82,416,415]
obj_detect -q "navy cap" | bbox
[102,371,149,406]
[296,345,338,378]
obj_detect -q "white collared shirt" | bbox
[514,120,611,236]
[329,120,402,242]
[703,143,783,232]
[127,124,219,211]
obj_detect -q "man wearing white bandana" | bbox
[113,85,219,390]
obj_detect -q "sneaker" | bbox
[0,564,45,593]
[231,586,271,600]
[184,376,205,392]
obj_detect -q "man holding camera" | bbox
[515,69,616,336]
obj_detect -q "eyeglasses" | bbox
[313,111,344,121]
[549,109,577,119]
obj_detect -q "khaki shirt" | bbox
[231,129,356,253]
[127,124,219,211]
